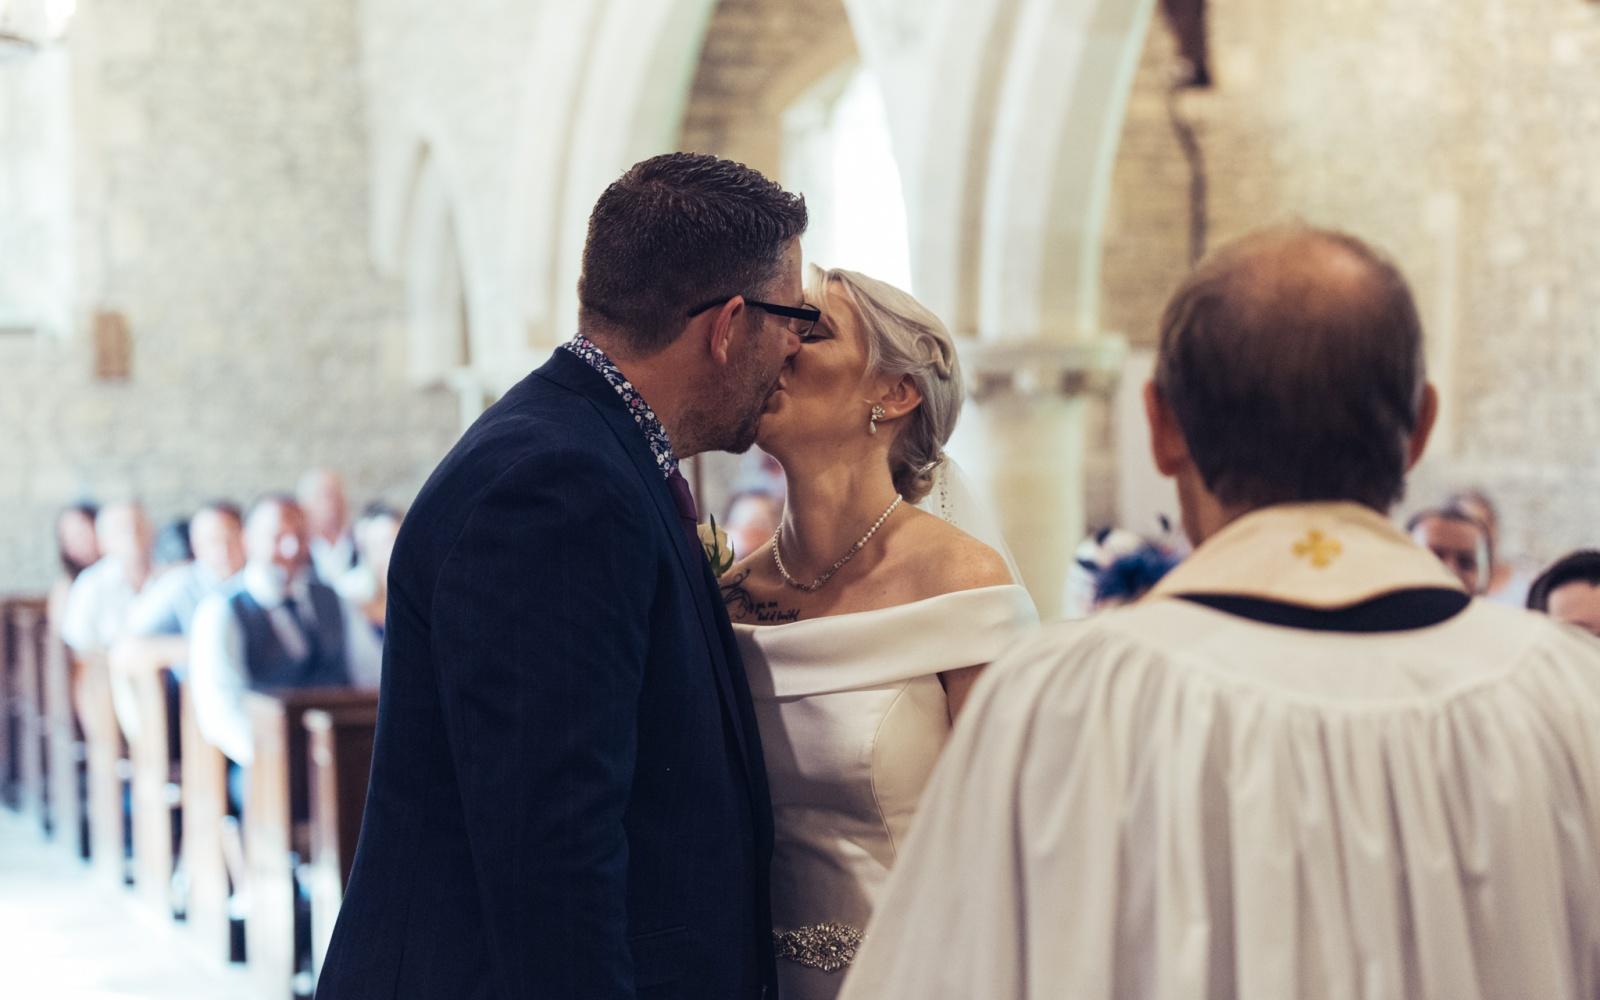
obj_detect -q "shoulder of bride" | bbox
[897,516,1012,595]
[939,540,1013,593]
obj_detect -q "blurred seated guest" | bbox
[114,502,246,757]
[124,501,246,645]
[62,500,154,655]
[298,468,359,591]
[188,495,381,768]
[1527,550,1600,637]
[1448,487,1533,605]
[109,515,188,743]
[151,518,194,577]
[841,226,1600,1000]
[1092,541,1181,610]
[350,502,402,638]
[722,489,782,559]
[733,448,789,501]
[47,501,101,632]
[1406,505,1491,594]
[1063,527,1148,618]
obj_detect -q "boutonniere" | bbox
[698,515,735,577]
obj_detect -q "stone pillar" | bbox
[948,338,1124,621]
[445,368,500,434]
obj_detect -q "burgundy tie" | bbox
[666,470,700,548]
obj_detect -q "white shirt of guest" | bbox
[841,502,1600,1000]
[127,561,234,639]
[311,532,360,593]
[60,556,148,654]
[188,564,382,765]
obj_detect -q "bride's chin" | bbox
[754,420,777,451]
[755,409,786,450]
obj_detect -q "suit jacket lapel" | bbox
[537,352,761,787]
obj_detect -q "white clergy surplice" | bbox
[839,502,1600,1000]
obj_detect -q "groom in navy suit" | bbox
[316,153,813,1000]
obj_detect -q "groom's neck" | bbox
[583,329,702,459]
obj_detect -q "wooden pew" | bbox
[1,598,22,810]
[41,626,85,855]
[304,701,379,979]
[8,600,49,827]
[124,660,183,915]
[180,685,234,961]
[245,687,380,1000]
[76,650,130,884]
[0,598,17,809]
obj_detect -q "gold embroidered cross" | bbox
[1293,529,1342,568]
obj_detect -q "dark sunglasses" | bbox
[687,295,821,337]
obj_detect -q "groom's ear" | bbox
[877,376,923,421]
[705,296,747,367]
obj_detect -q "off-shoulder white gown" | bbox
[734,583,1038,1000]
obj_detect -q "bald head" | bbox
[297,468,349,544]
[1153,225,1429,514]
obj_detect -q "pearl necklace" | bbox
[772,494,904,593]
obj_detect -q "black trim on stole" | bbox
[1177,587,1472,633]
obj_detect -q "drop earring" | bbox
[869,404,886,435]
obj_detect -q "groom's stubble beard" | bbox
[690,320,780,456]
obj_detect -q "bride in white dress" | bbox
[719,267,1039,1000]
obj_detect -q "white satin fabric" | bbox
[735,584,1039,1000]
[842,503,1600,1000]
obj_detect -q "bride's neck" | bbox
[777,455,902,575]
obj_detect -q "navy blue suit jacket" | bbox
[315,349,777,1000]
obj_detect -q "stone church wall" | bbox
[1100,0,1600,568]
[0,0,459,593]
[6,0,1595,593]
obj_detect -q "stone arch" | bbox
[503,0,721,352]
[978,0,1158,344]
[845,0,1157,343]
[550,0,724,338]
[502,3,611,353]
[678,0,913,286]
[679,0,861,171]
[390,142,476,387]
[843,0,1023,335]
[423,0,1157,365]
[838,0,1155,617]
[483,0,1157,612]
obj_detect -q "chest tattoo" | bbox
[720,569,803,625]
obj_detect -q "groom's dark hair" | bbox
[578,152,808,356]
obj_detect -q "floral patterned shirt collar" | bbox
[562,334,679,479]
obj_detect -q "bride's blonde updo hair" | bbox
[808,266,964,504]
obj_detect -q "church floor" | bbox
[0,807,258,1000]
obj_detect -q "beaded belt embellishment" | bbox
[773,922,864,973]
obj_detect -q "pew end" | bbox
[304,700,379,980]
[180,682,235,963]
[245,687,380,1000]
[114,640,187,917]
[76,651,131,886]
[2,598,51,831]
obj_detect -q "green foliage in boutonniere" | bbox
[698,514,735,577]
